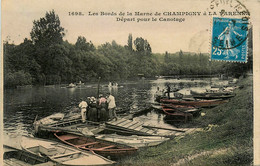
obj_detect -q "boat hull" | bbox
[54,132,137,159]
[21,136,115,166]
[95,134,169,148]
[4,145,52,166]
[161,106,193,123]
[192,94,235,100]
[160,98,228,108]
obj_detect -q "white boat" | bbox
[21,136,115,166]
[67,83,76,88]
[95,134,170,148]
[33,112,81,133]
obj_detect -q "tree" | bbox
[75,36,95,52]
[134,37,152,55]
[164,51,170,63]
[127,33,133,51]
[29,10,68,83]
[30,10,65,46]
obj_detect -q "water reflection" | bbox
[108,86,118,95]
[4,78,228,134]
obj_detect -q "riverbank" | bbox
[120,75,253,166]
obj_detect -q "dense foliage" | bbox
[3,10,252,87]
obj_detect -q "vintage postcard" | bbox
[1,0,259,165]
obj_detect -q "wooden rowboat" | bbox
[190,90,235,100]
[161,105,193,123]
[153,103,200,116]
[160,98,228,108]
[160,103,198,112]
[21,136,115,166]
[33,111,82,134]
[4,144,54,166]
[95,134,170,148]
[192,94,235,100]
[54,132,138,159]
[190,89,232,96]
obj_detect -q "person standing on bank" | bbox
[97,94,107,122]
[107,93,117,120]
[79,99,88,123]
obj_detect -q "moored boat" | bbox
[33,112,81,133]
[67,83,76,88]
[21,136,115,166]
[190,89,232,96]
[160,98,228,108]
[161,105,193,122]
[54,132,138,159]
[160,103,198,112]
[95,134,170,148]
[192,94,235,100]
[4,144,54,166]
[190,90,235,100]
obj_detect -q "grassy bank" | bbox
[120,75,253,166]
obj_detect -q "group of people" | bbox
[79,93,117,123]
[154,85,171,100]
[154,85,182,102]
[108,82,118,87]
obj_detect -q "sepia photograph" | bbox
[1,0,259,165]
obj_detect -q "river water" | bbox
[4,78,228,136]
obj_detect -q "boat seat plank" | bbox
[164,108,175,111]
[107,118,125,125]
[35,161,55,166]
[128,123,143,130]
[58,135,79,141]
[92,145,116,150]
[4,158,29,166]
[114,119,132,126]
[146,129,156,134]
[53,152,80,159]
[117,120,134,127]
[124,121,140,128]
[133,126,144,131]
[139,128,150,133]
[76,142,99,147]
[113,118,128,125]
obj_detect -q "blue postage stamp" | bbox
[211,17,248,62]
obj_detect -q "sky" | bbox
[1,0,255,53]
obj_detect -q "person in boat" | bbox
[79,99,88,123]
[97,94,108,122]
[108,82,112,87]
[155,87,164,102]
[165,84,171,99]
[106,93,117,120]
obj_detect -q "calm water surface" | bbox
[4,78,228,136]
